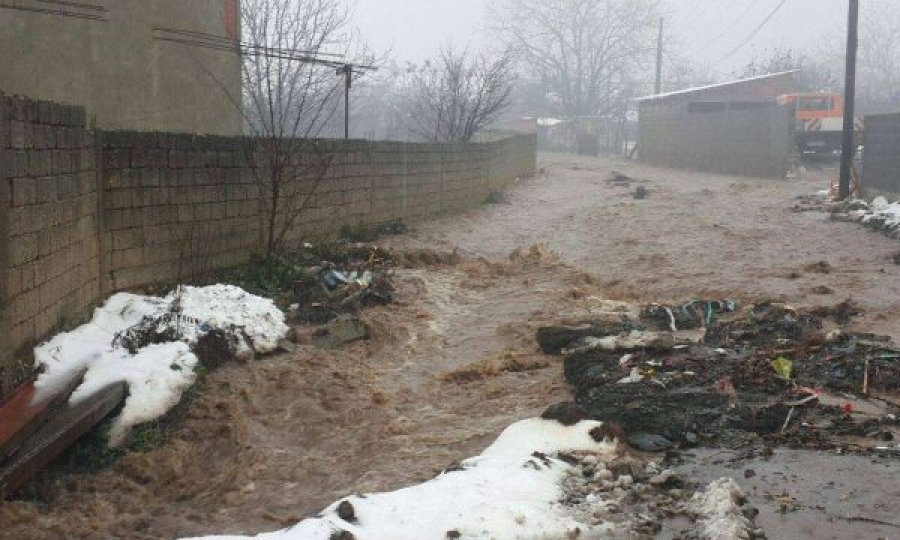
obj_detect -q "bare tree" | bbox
[663,54,715,93]
[238,0,363,257]
[407,47,516,143]
[492,0,659,118]
[856,2,900,114]
[734,47,839,93]
[341,61,418,141]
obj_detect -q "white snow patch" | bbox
[635,69,799,102]
[33,284,288,446]
[691,477,753,540]
[72,343,198,446]
[837,197,900,239]
[182,418,621,540]
[167,284,290,354]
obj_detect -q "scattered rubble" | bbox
[311,315,369,349]
[832,196,900,239]
[803,261,832,275]
[540,297,900,453]
[791,191,832,213]
[288,243,396,325]
[810,285,835,295]
[607,171,635,187]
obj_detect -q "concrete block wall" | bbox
[0,95,100,398]
[862,113,900,198]
[0,93,537,399]
[100,132,260,292]
[639,101,793,179]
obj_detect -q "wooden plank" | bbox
[0,382,126,497]
[0,371,87,463]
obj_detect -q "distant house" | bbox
[499,116,636,156]
[0,0,242,135]
[634,70,799,178]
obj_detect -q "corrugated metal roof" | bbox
[636,69,800,102]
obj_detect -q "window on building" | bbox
[798,96,830,111]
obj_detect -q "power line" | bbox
[716,0,789,64]
[0,1,106,21]
[155,26,378,140]
[686,0,757,56]
[677,0,739,36]
[153,27,375,72]
[155,27,345,59]
[32,0,106,12]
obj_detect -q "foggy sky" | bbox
[351,0,858,80]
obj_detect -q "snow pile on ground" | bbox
[837,196,900,239]
[33,285,289,446]
[690,478,753,540]
[182,418,624,540]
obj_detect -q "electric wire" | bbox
[0,1,106,21]
[716,0,789,64]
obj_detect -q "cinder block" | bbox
[27,150,52,177]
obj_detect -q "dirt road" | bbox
[2,153,899,539]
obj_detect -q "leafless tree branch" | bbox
[407,46,516,142]
[491,0,659,118]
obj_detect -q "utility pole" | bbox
[654,17,664,95]
[340,64,352,140]
[839,0,859,200]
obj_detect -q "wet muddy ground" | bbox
[398,154,900,339]
[3,154,900,539]
[676,448,900,539]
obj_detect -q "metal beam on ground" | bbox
[0,382,126,498]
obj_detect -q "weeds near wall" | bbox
[173,221,216,283]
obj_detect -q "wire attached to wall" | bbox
[32,0,105,12]
[0,0,106,21]
[153,26,378,74]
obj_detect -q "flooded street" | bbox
[3,153,899,539]
[400,154,900,340]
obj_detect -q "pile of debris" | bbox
[831,196,900,239]
[289,243,396,325]
[538,298,900,453]
[280,243,398,349]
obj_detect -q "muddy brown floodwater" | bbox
[2,153,899,539]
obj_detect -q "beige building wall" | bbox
[0,0,241,135]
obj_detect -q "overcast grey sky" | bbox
[351,0,857,78]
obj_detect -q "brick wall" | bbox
[99,132,260,292]
[0,94,537,398]
[0,95,100,398]
[862,113,900,198]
